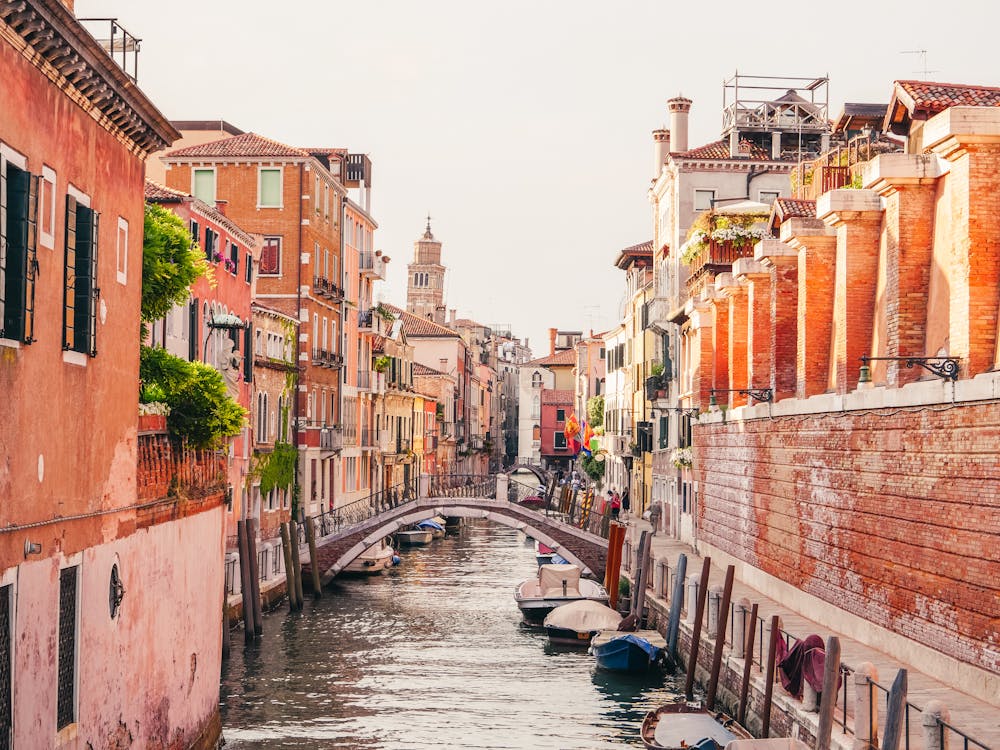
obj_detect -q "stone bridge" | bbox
[302,480,608,586]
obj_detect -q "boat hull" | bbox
[640,703,751,750]
[544,625,598,646]
[396,530,433,546]
[591,632,666,673]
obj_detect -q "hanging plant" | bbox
[253,442,298,496]
[670,447,693,470]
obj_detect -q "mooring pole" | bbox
[706,565,735,709]
[881,669,908,750]
[289,518,305,610]
[762,614,780,737]
[665,553,687,661]
[245,517,263,637]
[304,515,322,597]
[737,602,759,724]
[684,556,711,701]
[279,522,296,612]
[236,520,256,643]
[817,635,842,750]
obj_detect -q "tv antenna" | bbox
[900,49,938,78]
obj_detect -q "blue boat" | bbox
[415,519,446,538]
[590,629,667,672]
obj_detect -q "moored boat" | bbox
[416,518,446,538]
[514,564,609,624]
[590,629,667,672]
[543,599,622,645]
[342,540,396,575]
[640,702,751,750]
[396,528,433,546]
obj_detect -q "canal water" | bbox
[220,520,683,748]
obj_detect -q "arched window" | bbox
[531,395,540,419]
[531,371,542,388]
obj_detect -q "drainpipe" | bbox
[293,162,304,521]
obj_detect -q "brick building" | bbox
[0,3,228,747]
[687,82,1000,702]
[160,132,363,519]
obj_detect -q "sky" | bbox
[77,0,998,355]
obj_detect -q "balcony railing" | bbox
[311,348,343,369]
[396,437,411,454]
[359,251,386,280]
[356,368,371,390]
[685,239,756,297]
[78,18,140,82]
[360,427,375,448]
[312,275,344,301]
[791,133,903,200]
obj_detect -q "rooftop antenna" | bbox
[900,49,938,78]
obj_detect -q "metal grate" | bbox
[57,567,77,730]
[0,584,11,748]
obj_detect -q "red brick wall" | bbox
[695,403,1000,674]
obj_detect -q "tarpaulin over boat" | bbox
[543,600,621,631]
[416,519,445,531]
[538,564,581,597]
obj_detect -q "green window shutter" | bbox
[71,206,98,356]
[243,324,253,382]
[259,169,281,207]
[63,195,77,350]
[188,298,199,360]
[193,170,214,204]
[23,172,38,343]
[2,165,34,343]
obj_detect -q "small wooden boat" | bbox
[514,564,609,624]
[416,518,446,538]
[590,629,667,672]
[641,702,751,750]
[342,540,396,575]
[396,529,433,546]
[543,600,622,645]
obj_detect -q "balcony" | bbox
[312,275,344,302]
[360,427,375,448]
[299,423,343,453]
[78,18,140,82]
[359,251,387,281]
[685,239,756,297]
[791,133,903,200]
[311,348,344,369]
[396,437,411,454]
[346,153,372,188]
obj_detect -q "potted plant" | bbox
[373,355,390,373]
[670,447,693,470]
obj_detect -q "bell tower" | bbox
[406,215,447,323]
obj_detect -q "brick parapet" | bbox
[694,399,1000,677]
[758,241,798,402]
[721,279,750,407]
[785,225,837,399]
[137,433,227,503]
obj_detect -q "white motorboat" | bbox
[396,529,433,546]
[514,564,610,624]
[342,541,396,575]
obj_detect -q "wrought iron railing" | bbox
[507,476,612,540]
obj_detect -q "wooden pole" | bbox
[881,669,908,750]
[684,556,711,701]
[737,602,759,725]
[279,522,296,612]
[304,515,323,597]
[221,600,231,661]
[762,614,780,737]
[606,524,624,610]
[666,553,687,661]
[289,518,305,611]
[633,531,651,622]
[816,635,842,750]
[236,520,256,644]
[245,517,263,637]
[706,565,735,709]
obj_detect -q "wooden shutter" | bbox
[204,226,213,260]
[63,195,77,350]
[2,166,33,342]
[71,205,97,355]
[243,324,253,383]
[188,298,199,360]
[24,172,38,343]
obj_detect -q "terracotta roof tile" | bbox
[382,304,461,339]
[164,132,310,159]
[143,180,187,202]
[895,80,1000,116]
[452,318,488,329]
[676,138,772,161]
[414,362,448,377]
[774,198,816,220]
[528,349,576,368]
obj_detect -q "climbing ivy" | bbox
[254,441,298,496]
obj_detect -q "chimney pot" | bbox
[215,199,228,216]
[667,96,692,153]
[549,328,557,356]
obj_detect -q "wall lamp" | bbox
[653,407,701,419]
[23,540,42,558]
[859,355,959,382]
[709,387,773,406]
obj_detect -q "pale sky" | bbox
[78,0,997,355]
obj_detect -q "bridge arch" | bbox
[305,496,608,587]
[505,464,548,487]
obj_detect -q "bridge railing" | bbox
[309,477,419,539]
[507,476,612,540]
[428,473,496,498]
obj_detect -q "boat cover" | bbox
[551,554,569,565]
[538,564,581,597]
[416,519,445,531]
[591,629,666,649]
[654,711,740,749]
[543,600,622,630]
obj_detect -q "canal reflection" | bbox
[221,520,681,748]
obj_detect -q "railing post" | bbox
[854,662,879,750]
[707,585,722,634]
[419,473,430,500]
[733,597,749,658]
[495,473,508,501]
[921,700,950,750]
[685,574,700,624]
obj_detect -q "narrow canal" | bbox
[220,519,683,748]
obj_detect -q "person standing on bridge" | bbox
[610,490,621,522]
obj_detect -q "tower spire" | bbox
[424,213,433,239]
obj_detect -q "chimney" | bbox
[215,199,228,216]
[652,129,670,179]
[730,130,740,158]
[667,96,692,153]
[449,309,456,325]
[549,328,557,356]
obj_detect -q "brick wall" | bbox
[137,433,226,503]
[695,402,1000,675]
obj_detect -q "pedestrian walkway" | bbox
[621,515,999,750]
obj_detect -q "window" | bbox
[258,168,282,208]
[259,236,280,275]
[245,253,252,283]
[531,396,540,420]
[57,565,78,730]
[115,217,128,284]
[556,408,565,423]
[693,189,715,211]
[63,193,99,356]
[554,433,567,449]
[39,166,56,249]
[192,168,215,204]
[229,242,239,275]
[759,190,780,204]
[1,583,11,747]
[189,219,199,247]
[1,158,39,344]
